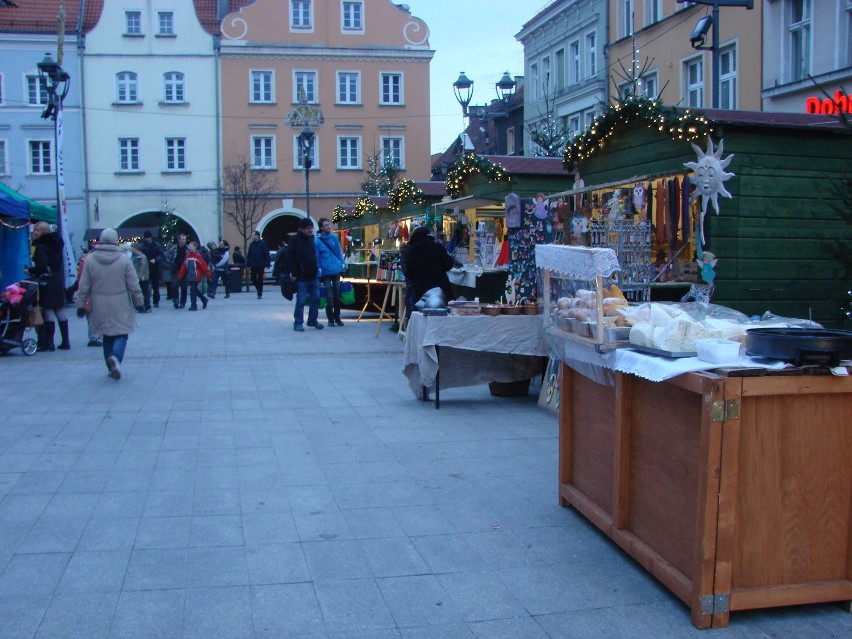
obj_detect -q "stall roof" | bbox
[481,155,570,176]
[433,195,502,211]
[0,182,57,223]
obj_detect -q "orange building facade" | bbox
[218,0,433,246]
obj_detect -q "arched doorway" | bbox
[256,203,315,251]
[119,211,197,244]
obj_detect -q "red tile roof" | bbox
[0,0,88,33]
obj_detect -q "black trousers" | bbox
[149,266,161,305]
[250,267,265,297]
[171,278,187,307]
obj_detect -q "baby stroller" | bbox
[0,280,39,356]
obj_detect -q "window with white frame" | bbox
[719,46,737,109]
[29,140,52,174]
[125,11,142,35]
[252,136,275,169]
[118,138,140,171]
[642,71,658,99]
[555,49,565,91]
[381,136,404,170]
[337,136,360,169]
[684,57,703,107]
[542,57,551,93]
[788,0,811,82]
[621,0,633,37]
[584,109,596,129]
[158,12,174,35]
[250,70,274,103]
[163,72,185,103]
[586,32,597,77]
[646,0,662,24]
[337,72,360,104]
[27,76,48,106]
[165,138,186,171]
[618,80,635,100]
[297,135,318,169]
[506,127,515,155]
[342,1,364,31]
[116,72,139,103]
[569,41,580,85]
[294,71,317,103]
[0,140,7,175]
[291,0,312,30]
[568,115,581,139]
[380,73,403,105]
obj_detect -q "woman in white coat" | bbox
[76,228,144,380]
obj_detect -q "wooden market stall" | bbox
[560,100,850,327]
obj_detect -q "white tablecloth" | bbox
[403,312,550,398]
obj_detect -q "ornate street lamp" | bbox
[297,126,315,219]
[36,52,71,283]
[452,71,474,118]
[454,71,516,119]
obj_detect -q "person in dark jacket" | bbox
[164,234,189,309]
[246,230,270,298]
[25,221,70,351]
[138,230,165,307]
[287,218,323,331]
[402,225,455,305]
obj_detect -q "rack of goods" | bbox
[588,219,653,302]
[376,250,404,282]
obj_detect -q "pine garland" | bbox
[563,97,714,170]
[332,205,347,224]
[445,152,510,199]
[352,196,378,219]
[388,179,425,213]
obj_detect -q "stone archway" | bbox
[256,200,316,251]
[118,210,199,244]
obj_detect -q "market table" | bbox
[402,311,549,408]
[557,357,852,629]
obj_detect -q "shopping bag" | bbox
[26,305,44,327]
[340,281,355,305]
[318,286,328,309]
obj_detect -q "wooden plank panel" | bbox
[558,363,574,507]
[731,580,852,611]
[613,373,633,529]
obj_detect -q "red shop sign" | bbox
[805,91,852,115]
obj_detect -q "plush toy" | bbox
[533,193,549,220]
[632,183,646,213]
[697,251,718,284]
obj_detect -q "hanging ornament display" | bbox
[683,137,735,246]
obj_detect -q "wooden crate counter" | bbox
[558,362,852,628]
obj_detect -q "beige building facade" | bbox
[218,0,433,245]
[607,1,762,111]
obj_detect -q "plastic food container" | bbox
[695,338,741,364]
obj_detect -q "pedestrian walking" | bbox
[76,250,103,347]
[316,217,347,327]
[164,234,189,308]
[246,231,270,298]
[130,243,152,312]
[25,221,71,351]
[209,240,231,299]
[178,241,212,311]
[287,218,323,331]
[138,230,165,307]
[75,228,145,380]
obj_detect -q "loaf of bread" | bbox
[656,318,714,352]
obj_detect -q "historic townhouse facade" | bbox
[218,0,433,242]
[762,0,852,115]
[606,0,762,111]
[516,0,608,155]
[0,0,88,255]
[82,0,223,243]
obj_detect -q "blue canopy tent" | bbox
[0,182,58,289]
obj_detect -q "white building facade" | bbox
[82,0,221,242]
[762,0,852,115]
[516,0,608,156]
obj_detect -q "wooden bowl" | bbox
[501,305,522,315]
[523,304,540,315]
[481,305,501,316]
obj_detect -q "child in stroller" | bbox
[0,280,39,356]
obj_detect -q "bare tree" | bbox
[222,156,277,256]
[527,88,571,157]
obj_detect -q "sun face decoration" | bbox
[684,137,735,245]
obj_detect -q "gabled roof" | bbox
[194,0,256,35]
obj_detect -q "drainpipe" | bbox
[77,0,91,245]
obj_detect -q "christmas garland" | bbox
[331,205,347,224]
[352,196,378,219]
[563,97,714,170]
[446,152,510,199]
[388,179,425,213]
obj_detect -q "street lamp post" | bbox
[36,52,70,245]
[452,71,517,155]
[297,127,315,220]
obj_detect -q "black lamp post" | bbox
[453,71,474,118]
[453,70,516,119]
[36,53,70,279]
[298,126,315,220]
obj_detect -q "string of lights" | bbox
[445,152,511,199]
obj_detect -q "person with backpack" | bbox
[177,241,212,311]
[246,230,271,299]
[316,218,347,327]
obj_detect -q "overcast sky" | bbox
[405,1,541,155]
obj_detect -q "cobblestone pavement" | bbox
[0,291,849,637]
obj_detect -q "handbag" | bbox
[26,305,44,327]
[340,281,355,305]
[280,278,296,301]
